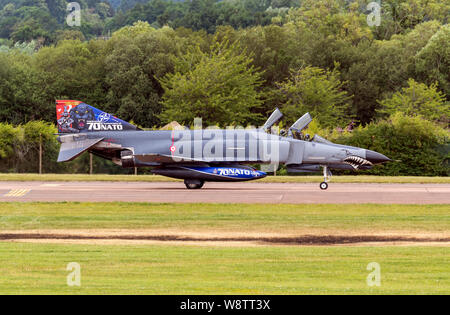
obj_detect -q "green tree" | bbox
[159,40,264,127]
[0,123,17,162]
[415,24,450,97]
[342,21,441,124]
[276,65,351,128]
[111,20,154,38]
[45,0,67,23]
[378,79,449,124]
[104,23,182,127]
[238,24,293,87]
[11,18,49,42]
[358,0,450,40]
[55,29,86,42]
[0,52,50,124]
[35,40,99,95]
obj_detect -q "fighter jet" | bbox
[56,100,391,190]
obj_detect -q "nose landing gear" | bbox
[320,166,331,190]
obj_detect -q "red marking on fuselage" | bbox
[171,130,175,155]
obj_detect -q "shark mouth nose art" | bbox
[343,156,373,169]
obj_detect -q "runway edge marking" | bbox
[4,189,31,198]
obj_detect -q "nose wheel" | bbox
[320,166,332,190]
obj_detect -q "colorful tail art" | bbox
[56,100,139,133]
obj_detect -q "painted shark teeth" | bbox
[343,156,373,169]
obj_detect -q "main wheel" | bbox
[320,182,328,190]
[184,179,205,190]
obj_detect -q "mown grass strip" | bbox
[0,202,448,233]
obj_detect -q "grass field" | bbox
[0,173,449,184]
[0,243,448,294]
[0,202,448,294]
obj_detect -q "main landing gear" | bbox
[320,166,332,190]
[184,179,205,189]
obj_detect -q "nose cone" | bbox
[365,150,391,164]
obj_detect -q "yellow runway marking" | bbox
[4,189,31,197]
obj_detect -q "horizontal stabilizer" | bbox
[57,137,104,162]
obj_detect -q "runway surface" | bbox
[0,181,449,204]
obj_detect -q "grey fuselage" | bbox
[58,128,387,179]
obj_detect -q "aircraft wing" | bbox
[57,136,104,162]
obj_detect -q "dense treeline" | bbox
[0,0,302,43]
[109,0,299,33]
[1,0,449,43]
[0,0,448,175]
[0,1,448,126]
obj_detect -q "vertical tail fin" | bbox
[56,100,140,133]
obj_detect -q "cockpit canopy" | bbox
[262,109,335,144]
